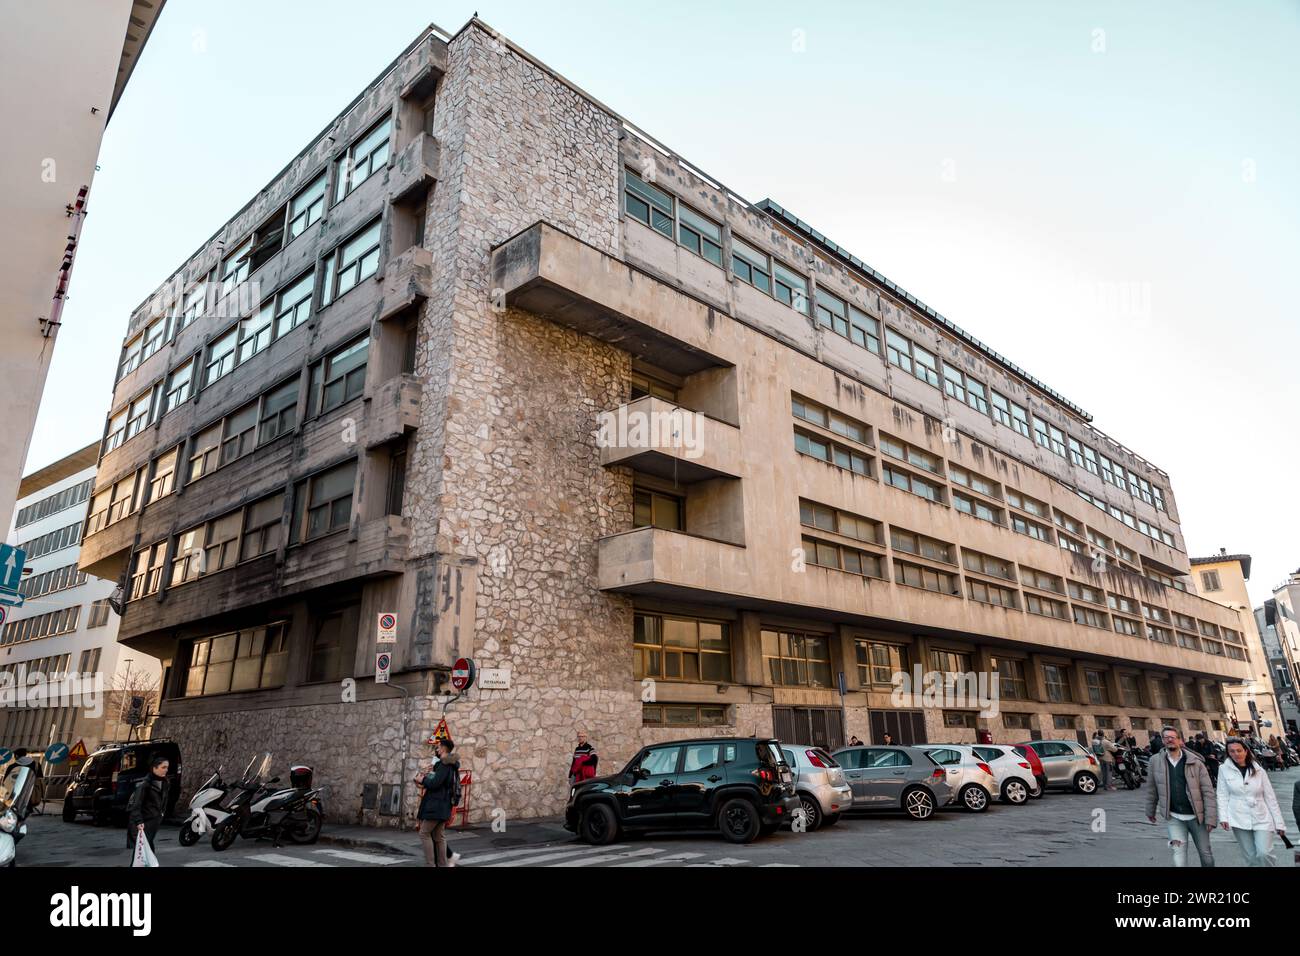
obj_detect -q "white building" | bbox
[1,444,161,757]
[0,0,166,533]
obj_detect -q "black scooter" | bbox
[210,762,323,851]
[1113,747,1142,790]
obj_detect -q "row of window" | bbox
[794,494,1234,655]
[0,605,82,646]
[625,168,1170,518]
[17,563,87,600]
[790,393,1178,567]
[14,479,93,530]
[106,218,379,460]
[128,459,357,602]
[117,112,394,386]
[0,654,74,682]
[16,520,83,561]
[91,336,370,539]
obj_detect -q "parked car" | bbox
[1011,744,1049,797]
[565,737,799,845]
[62,739,182,825]
[831,745,952,820]
[919,745,998,811]
[780,744,852,830]
[971,744,1040,804]
[1015,739,1100,793]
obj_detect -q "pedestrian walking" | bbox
[1216,737,1286,867]
[1143,726,1217,867]
[127,755,170,861]
[1092,731,1116,790]
[568,730,599,785]
[847,735,862,747]
[882,732,895,746]
[1292,778,1299,835]
[414,738,462,867]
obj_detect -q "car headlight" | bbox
[0,810,16,834]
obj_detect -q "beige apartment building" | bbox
[79,19,1250,823]
[1188,552,1282,735]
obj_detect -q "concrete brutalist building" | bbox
[79,19,1253,823]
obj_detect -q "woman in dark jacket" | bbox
[414,740,460,867]
[127,756,171,856]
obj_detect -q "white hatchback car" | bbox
[918,745,998,812]
[971,744,1041,804]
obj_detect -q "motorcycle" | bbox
[0,761,37,866]
[179,769,229,847]
[209,754,323,851]
[1113,747,1142,790]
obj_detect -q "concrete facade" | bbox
[80,19,1251,825]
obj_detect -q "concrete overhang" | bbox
[110,0,167,121]
[598,396,740,482]
[490,222,732,376]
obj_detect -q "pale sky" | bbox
[27,0,1300,605]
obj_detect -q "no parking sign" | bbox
[375,651,391,684]
[377,612,397,644]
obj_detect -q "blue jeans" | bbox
[1166,817,1215,867]
[1230,827,1276,867]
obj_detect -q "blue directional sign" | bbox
[0,748,11,767]
[0,543,25,606]
[45,742,70,765]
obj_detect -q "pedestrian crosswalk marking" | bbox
[551,847,665,867]
[460,842,616,865]
[685,857,749,867]
[613,852,706,867]
[480,844,633,867]
[246,852,335,867]
[183,859,235,867]
[313,848,411,865]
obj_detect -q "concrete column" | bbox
[733,611,765,687]
[1068,661,1090,707]
[838,627,864,692]
[1026,653,1050,702]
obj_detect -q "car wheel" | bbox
[1074,772,1099,794]
[578,803,619,846]
[1001,779,1029,805]
[903,786,934,820]
[62,799,77,823]
[795,794,822,832]
[960,784,990,812]
[717,798,761,844]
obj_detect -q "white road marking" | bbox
[551,847,665,866]
[685,857,750,867]
[461,842,613,865]
[183,859,235,867]
[313,848,411,865]
[612,852,706,867]
[246,852,335,867]
[481,845,634,867]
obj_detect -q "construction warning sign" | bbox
[426,717,452,745]
[68,740,88,760]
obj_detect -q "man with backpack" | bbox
[1092,731,1116,790]
[415,738,462,867]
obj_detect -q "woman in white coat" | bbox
[1216,738,1286,866]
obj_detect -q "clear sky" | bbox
[28,0,1299,605]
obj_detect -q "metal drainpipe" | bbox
[387,682,411,832]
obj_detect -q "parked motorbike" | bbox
[0,762,37,866]
[209,754,323,851]
[179,769,229,846]
[1113,747,1142,790]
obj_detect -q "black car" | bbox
[62,739,182,825]
[564,737,799,845]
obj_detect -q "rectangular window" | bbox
[140,314,168,361]
[118,335,143,381]
[176,282,207,333]
[1199,570,1221,592]
[772,261,809,314]
[162,359,195,414]
[129,543,167,600]
[883,464,944,503]
[731,236,772,293]
[855,640,907,686]
[273,272,314,339]
[1010,513,1052,543]
[791,395,870,444]
[967,578,1019,609]
[219,402,258,466]
[205,326,238,385]
[184,623,288,697]
[323,220,382,305]
[237,303,274,365]
[885,329,938,387]
[1072,605,1109,629]
[103,408,127,455]
[794,429,872,477]
[895,560,959,595]
[87,600,112,629]
[220,238,252,297]
[634,613,732,683]
[953,491,1001,524]
[240,493,285,561]
[624,167,674,237]
[815,288,850,338]
[962,549,1015,581]
[677,204,722,265]
[877,434,941,473]
[335,117,392,202]
[319,337,369,413]
[633,487,684,531]
[889,527,954,564]
[762,629,832,688]
[802,536,885,578]
[849,306,881,353]
[305,460,357,540]
[1025,593,1069,620]
[124,390,153,442]
[949,465,1000,499]
[288,172,327,240]
[1043,664,1073,702]
[798,499,881,544]
[258,378,299,444]
[993,658,1027,700]
[148,448,177,503]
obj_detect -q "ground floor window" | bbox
[642,703,729,727]
[183,622,288,697]
[633,613,731,683]
[1001,712,1032,730]
[762,630,832,688]
[943,710,977,729]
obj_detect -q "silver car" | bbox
[780,744,852,830]
[1015,739,1101,793]
[830,746,953,820]
[918,745,998,812]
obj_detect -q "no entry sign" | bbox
[451,658,476,692]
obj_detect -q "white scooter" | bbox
[178,769,228,847]
[0,762,37,866]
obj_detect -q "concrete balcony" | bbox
[79,513,137,581]
[490,221,732,376]
[598,396,740,483]
[366,375,423,449]
[598,526,750,600]
[387,132,441,205]
[378,246,433,322]
[399,34,449,102]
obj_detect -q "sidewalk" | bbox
[317,815,573,857]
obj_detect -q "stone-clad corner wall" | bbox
[406,24,641,822]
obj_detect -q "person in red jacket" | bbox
[568,731,599,784]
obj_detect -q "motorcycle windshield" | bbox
[241,753,273,786]
[198,771,221,792]
[0,765,35,817]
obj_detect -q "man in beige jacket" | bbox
[1144,726,1218,867]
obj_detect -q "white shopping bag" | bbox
[132,828,159,868]
[191,809,210,835]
